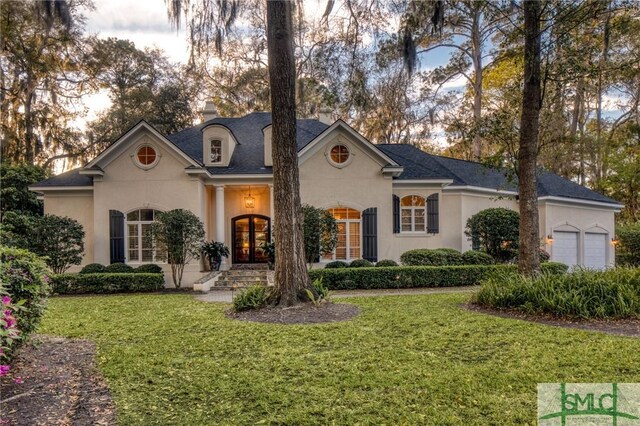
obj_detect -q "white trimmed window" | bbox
[210,139,222,163]
[126,209,165,263]
[401,195,426,232]
[322,207,361,261]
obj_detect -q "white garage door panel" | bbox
[553,231,578,268]
[584,233,607,270]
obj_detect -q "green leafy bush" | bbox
[135,264,163,274]
[461,251,494,265]
[465,208,519,262]
[302,204,338,265]
[105,263,134,273]
[325,261,349,269]
[617,223,640,266]
[376,259,399,267]
[349,259,374,268]
[79,263,106,274]
[232,285,272,312]
[308,263,568,290]
[400,248,463,266]
[51,273,164,294]
[475,268,640,319]
[0,247,50,337]
[28,214,85,274]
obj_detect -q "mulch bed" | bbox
[0,335,115,426]
[464,303,640,338]
[227,302,360,324]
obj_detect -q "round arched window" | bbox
[136,146,157,166]
[330,145,350,164]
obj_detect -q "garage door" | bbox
[584,233,607,270]
[553,231,579,269]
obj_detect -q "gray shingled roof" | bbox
[30,168,93,188]
[167,112,329,175]
[31,113,620,206]
[379,144,618,205]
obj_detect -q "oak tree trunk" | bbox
[266,0,311,306]
[517,0,542,277]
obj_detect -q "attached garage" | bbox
[552,231,579,269]
[584,233,607,270]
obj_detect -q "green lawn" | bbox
[40,294,640,425]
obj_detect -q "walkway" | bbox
[194,286,478,303]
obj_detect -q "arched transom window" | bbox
[401,196,426,232]
[323,207,361,261]
[126,209,165,262]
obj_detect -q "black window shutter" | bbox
[427,194,439,234]
[362,207,378,262]
[392,195,400,234]
[109,210,125,264]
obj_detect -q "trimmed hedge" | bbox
[461,251,494,265]
[80,263,106,274]
[475,267,640,319]
[308,262,568,290]
[105,263,134,273]
[349,259,374,268]
[376,259,399,267]
[51,273,164,295]
[400,248,463,266]
[135,264,163,274]
[325,261,349,269]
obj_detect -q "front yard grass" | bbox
[40,294,640,425]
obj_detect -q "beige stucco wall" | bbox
[540,200,616,266]
[43,190,94,270]
[90,129,206,287]
[299,128,394,261]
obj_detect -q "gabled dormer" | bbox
[202,125,237,167]
[262,125,272,166]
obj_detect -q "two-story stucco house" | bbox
[30,108,623,287]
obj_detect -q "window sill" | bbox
[395,233,437,238]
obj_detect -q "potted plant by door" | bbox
[202,241,230,271]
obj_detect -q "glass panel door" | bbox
[234,218,251,263]
[253,217,270,262]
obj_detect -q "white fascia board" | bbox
[28,186,93,192]
[443,185,518,196]
[78,169,104,176]
[393,179,454,187]
[85,121,201,169]
[538,196,624,211]
[298,120,399,167]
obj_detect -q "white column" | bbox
[268,184,274,242]
[215,185,229,270]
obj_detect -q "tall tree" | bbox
[167,0,314,306]
[517,0,542,276]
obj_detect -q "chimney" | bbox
[201,101,218,122]
[318,107,334,125]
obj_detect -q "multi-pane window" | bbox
[210,139,222,163]
[136,146,157,166]
[126,209,164,263]
[401,195,426,232]
[330,145,349,164]
[322,207,361,261]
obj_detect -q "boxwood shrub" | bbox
[325,261,349,269]
[400,248,463,266]
[79,263,106,274]
[135,264,163,274]
[105,263,134,273]
[461,251,494,265]
[51,273,164,294]
[349,259,374,268]
[308,262,568,290]
[475,267,640,319]
[376,259,399,267]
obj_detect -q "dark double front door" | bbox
[232,215,270,263]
